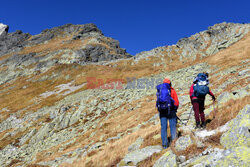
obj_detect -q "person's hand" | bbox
[173,105,178,111]
[212,96,216,101]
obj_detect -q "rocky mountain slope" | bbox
[0,22,249,167]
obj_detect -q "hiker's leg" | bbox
[169,117,177,141]
[199,100,205,123]
[160,117,168,147]
[192,101,200,124]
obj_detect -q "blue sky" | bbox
[0,0,249,55]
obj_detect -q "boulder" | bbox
[238,69,250,76]
[69,108,83,126]
[19,128,37,146]
[59,114,71,129]
[178,155,186,163]
[119,145,162,166]
[30,123,54,144]
[217,92,234,104]
[127,137,144,152]
[153,150,177,167]
[189,146,250,167]
[88,142,103,152]
[179,147,224,166]
[220,105,250,149]
[215,146,250,166]
[175,135,193,152]
[217,89,249,105]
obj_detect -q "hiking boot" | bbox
[201,122,206,129]
[195,124,201,129]
[162,143,169,149]
[162,145,168,149]
[195,122,201,129]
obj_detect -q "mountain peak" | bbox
[0,23,9,37]
[0,23,132,70]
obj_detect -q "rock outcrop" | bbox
[0,23,8,37]
[181,106,250,167]
[175,135,193,152]
[220,105,250,149]
[0,22,131,61]
[135,22,250,63]
[0,23,132,85]
[153,150,177,167]
[119,145,162,166]
[0,29,31,56]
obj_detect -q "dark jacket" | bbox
[189,83,214,101]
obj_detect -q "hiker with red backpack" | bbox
[190,72,216,129]
[156,78,179,149]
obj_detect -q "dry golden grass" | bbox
[223,77,249,93]
[209,70,249,95]
[0,63,87,121]
[17,54,165,114]
[34,139,75,164]
[0,32,228,119]
[206,96,250,130]
[26,164,49,167]
[0,74,65,119]
[0,129,12,141]
[18,36,78,55]
[68,125,161,167]
[0,128,28,149]
[59,94,190,167]
[0,53,14,61]
[137,150,169,167]
[36,31,250,166]
[205,132,223,147]
[140,128,161,149]
[17,35,118,60]
[6,159,22,167]
[172,143,207,160]
[69,39,250,164]
[206,32,250,70]
[32,95,157,165]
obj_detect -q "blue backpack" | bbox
[156,83,173,114]
[194,73,209,97]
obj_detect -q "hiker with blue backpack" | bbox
[156,78,179,149]
[190,72,216,129]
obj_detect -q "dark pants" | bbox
[192,99,205,123]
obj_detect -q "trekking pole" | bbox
[177,116,185,125]
[213,100,216,119]
[185,106,193,126]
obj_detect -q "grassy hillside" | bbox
[0,23,249,167]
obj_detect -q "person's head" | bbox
[163,78,172,87]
